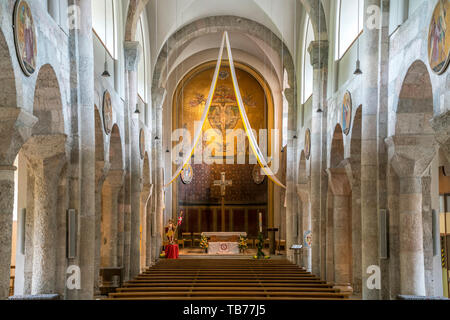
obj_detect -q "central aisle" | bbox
[107,259,351,300]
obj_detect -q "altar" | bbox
[202,232,247,255]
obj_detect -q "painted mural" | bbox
[428,0,450,74]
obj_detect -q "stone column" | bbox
[153,89,166,262]
[124,41,141,280]
[0,166,16,299]
[285,88,297,262]
[308,40,329,275]
[94,161,108,295]
[297,184,311,272]
[68,0,96,299]
[21,135,67,295]
[101,170,124,267]
[327,168,352,293]
[345,160,362,297]
[386,135,435,296]
[360,0,381,300]
[140,183,151,271]
[145,185,153,267]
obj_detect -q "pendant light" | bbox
[354,0,363,75]
[134,103,140,114]
[102,0,111,77]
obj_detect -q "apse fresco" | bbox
[174,64,269,204]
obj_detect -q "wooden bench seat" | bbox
[107,259,349,300]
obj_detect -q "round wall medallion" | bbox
[180,163,193,184]
[102,91,113,135]
[304,129,311,160]
[341,91,352,136]
[139,129,145,159]
[428,1,450,74]
[252,164,266,185]
[14,0,37,76]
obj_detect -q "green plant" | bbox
[199,235,209,250]
[256,232,265,259]
[238,235,248,251]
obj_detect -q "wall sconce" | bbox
[134,104,140,114]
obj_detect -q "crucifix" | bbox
[213,172,232,232]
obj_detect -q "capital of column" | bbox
[296,183,310,203]
[430,111,450,162]
[104,169,125,188]
[326,167,351,196]
[385,135,437,178]
[124,41,141,72]
[0,108,38,166]
[21,134,67,161]
[308,40,329,70]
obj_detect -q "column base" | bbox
[333,283,353,294]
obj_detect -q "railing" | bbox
[9,266,15,297]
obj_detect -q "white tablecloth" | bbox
[208,242,240,255]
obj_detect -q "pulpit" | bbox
[202,232,247,255]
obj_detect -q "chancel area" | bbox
[0,0,450,301]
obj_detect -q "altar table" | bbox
[202,232,247,255]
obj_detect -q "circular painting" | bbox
[139,129,145,159]
[305,129,311,160]
[180,163,193,184]
[103,91,113,135]
[252,164,266,185]
[342,91,352,136]
[428,1,450,74]
[14,0,37,76]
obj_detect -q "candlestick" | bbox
[259,212,263,233]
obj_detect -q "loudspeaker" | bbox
[18,208,26,255]
[432,209,440,257]
[67,209,77,259]
[379,209,389,259]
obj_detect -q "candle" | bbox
[259,212,263,233]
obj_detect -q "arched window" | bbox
[92,0,117,59]
[302,16,314,104]
[335,0,364,60]
[136,15,147,102]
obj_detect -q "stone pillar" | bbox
[308,40,329,275]
[94,161,108,295]
[361,0,381,300]
[386,135,435,296]
[297,184,311,272]
[68,0,96,299]
[345,160,362,297]
[124,41,141,280]
[145,185,153,267]
[101,170,124,267]
[0,166,16,299]
[285,88,297,262]
[327,168,352,293]
[21,135,67,295]
[397,176,426,295]
[140,183,151,272]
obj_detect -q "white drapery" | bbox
[165,32,286,190]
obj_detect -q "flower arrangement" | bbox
[199,235,209,251]
[238,235,248,252]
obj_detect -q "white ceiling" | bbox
[147,0,300,73]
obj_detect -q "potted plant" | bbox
[199,235,209,253]
[238,235,248,254]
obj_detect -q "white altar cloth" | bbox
[208,242,240,255]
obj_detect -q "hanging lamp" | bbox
[354,0,363,75]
